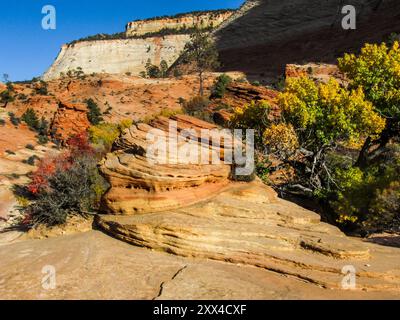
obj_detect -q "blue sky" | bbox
[0,0,243,81]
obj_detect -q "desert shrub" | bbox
[86,98,103,125]
[34,81,48,95]
[0,119,5,126]
[103,102,113,115]
[145,59,161,78]
[160,60,169,78]
[230,100,271,145]
[37,134,49,145]
[5,150,16,155]
[0,89,14,104]
[18,93,28,100]
[210,74,232,99]
[21,108,39,129]
[25,144,35,150]
[21,110,49,142]
[338,41,400,165]
[23,132,109,227]
[173,69,183,78]
[89,120,133,152]
[23,155,39,166]
[8,112,20,126]
[331,151,400,232]
[263,123,299,158]
[182,96,211,121]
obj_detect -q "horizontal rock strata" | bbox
[97,180,400,292]
[100,114,238,214]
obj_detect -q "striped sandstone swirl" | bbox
[97,115,400,292]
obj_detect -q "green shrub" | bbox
[25,144,35,150]
[86,98,103,125]
[173,69,183,78]
[145,59,162,78]
[160,60,169,78]
[0,89,14,104]
[330,146,400,232]
[37,134,49,145]
[23,155,39,166]
[21,108,39,129]
[18,93,28,100]
[34,81,48,95]
[8,112,20,126]
[183,96,210,116]
[211,74,232,99]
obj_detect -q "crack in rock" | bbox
[153,265,188,300]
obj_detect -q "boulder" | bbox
[100,114,236,215]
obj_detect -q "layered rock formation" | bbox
[126,10,234,37]
[43,9,236,80]
[215,0,400,81]
[97,180,400,291]
[96,114,400,293]
[43,36,189,80]
[2,230,400,299]
[100,114,236,215]
[50,101,91,142]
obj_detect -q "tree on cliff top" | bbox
[183,28,219,96]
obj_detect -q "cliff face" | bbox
[43,10,235,80]
[215,0,400,81]
[43,35,189,80]
[126,11,234,37]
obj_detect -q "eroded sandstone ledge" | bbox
[97,115,400,293]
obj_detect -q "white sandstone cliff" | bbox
[43,35,189,80]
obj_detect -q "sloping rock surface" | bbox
[1,230,399,299]
[97,180,400,292]
[215,0,400,81]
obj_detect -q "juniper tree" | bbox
[183,28,219,96]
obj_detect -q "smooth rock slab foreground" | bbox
[97,181,400,293]
[0,230,399,299]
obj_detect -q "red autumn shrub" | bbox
[24,131,109,227]
[27,132,94,195]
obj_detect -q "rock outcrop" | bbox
[97,180,400,292]
[215,0,400,81]
[210,82,280,126]
[50,101,91,142]
[126,10,234,37]
[2,230,400,299]
[43,36,189,80]
[96,114,400,293]
[100,114,235,215]
[43,9,236,80]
